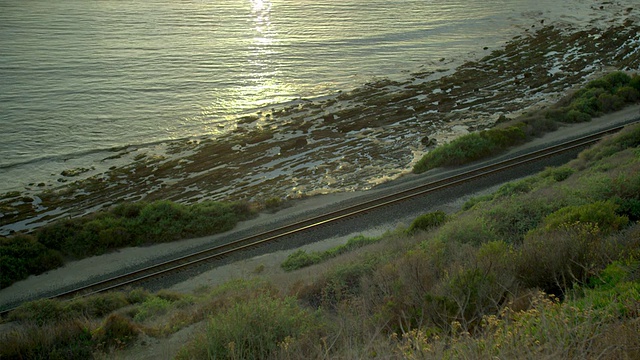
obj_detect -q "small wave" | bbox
[0,138,185,170]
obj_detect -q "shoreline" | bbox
[2,103,638,312]
[3,0,624,194]
[2,11,640,235]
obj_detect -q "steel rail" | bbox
[0,121,635,316]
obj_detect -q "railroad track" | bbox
[0,122,636,316]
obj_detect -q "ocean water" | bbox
[0,0,606,193]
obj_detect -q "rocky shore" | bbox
[1,7,639,235]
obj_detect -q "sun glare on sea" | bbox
[251,0,267,12]
[245,0,286,107]
[251,0,273,45]
[206,0,296,130]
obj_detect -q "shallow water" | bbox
[0,0,611,193]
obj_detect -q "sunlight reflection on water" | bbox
[1,0,629,192]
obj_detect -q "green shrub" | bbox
[445,267,506,329]
[35,219,81,251]
[10,292,132,325]
[522,113,559,136]
[0,320,93,360]
[611,124,640,149]
[407,211,448,234]
[462,193,494,211]
[476,241,515,274]
[545,108,569,122]
[614,197,640,221]
[133,296,172,322]
[603,71,631,89]
[70,292,130,319]
[264,197,283,211]
[414,132,494,173]
[571,266,640,320]
[615,86,640,102]
[546,106,595,124]
[630,74,640,91]
[586,260,638,290]
[577,124,640,163]
[8,298,68,325]
[93,313,139,352]
[126,288,152,304]
[413,128,520,174]
[564,109,592,123]
[435,214,495,246]
[177,295,322,360]
[567,72,634,118]
[541,166,575,182]
[300,257,378,309]
[135,201,188,241]
[97,226,132,249]
[480,126,526,147]
[281,250,319,272]
[182,201,252,237]
[494,177,538,198]
[281,235,380,272]
[112,202,145,218]
[35,200,252,254]
[597,93,625,113]
[594,171,640,221]
[0,235,64,288]
[487,196,557,244]
[0,199,255,288]
[585,78,614,92]
[543,201,629,234]
[517,223,607,295]
[570,89,604,116]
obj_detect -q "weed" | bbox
[281,235,380,271]
[0,320,94,360]
[176,295,323,360]
[93,313,140,352]
[133,296,172,322]
[406,211,448,234]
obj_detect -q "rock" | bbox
[421,136,437,147]
[495,114,509,124]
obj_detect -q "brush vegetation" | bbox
[3,118,640,359]
[2,71,637,290]
[0,200,253,288]
[413,71,640,173]
[281,234,380,272]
